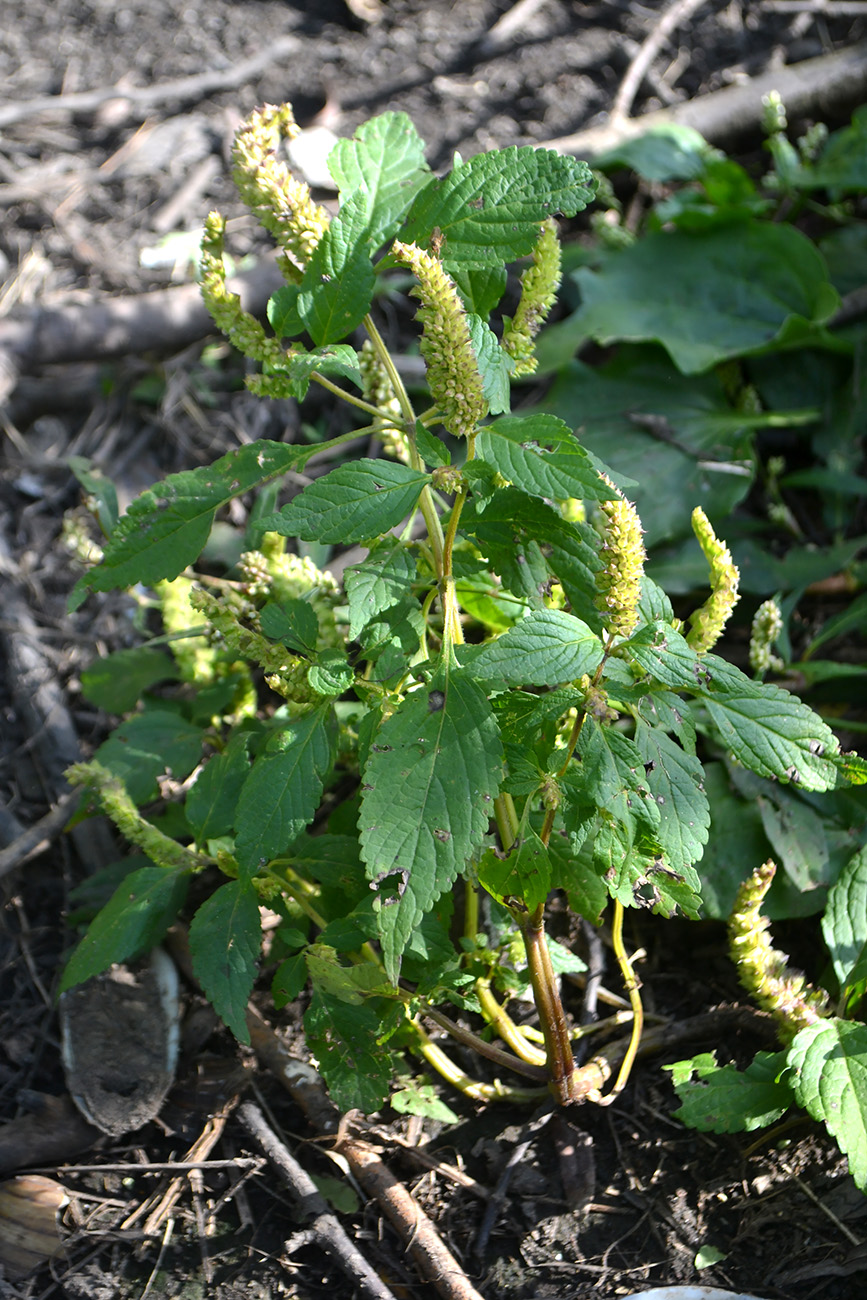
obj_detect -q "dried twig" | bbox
[541,41,867,161]
[477,0,552,55]
[612,0,710,123]
[0,35,301,129]
[237,1101,399,1300]
[245,1007,486,1300]
[0,790,80,880]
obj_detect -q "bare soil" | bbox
[2,3,867,1299]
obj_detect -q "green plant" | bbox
[64,103,864,1118]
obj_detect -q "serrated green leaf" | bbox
[189,879,261,1043]
[308,649,354,696]
[699,660,840,791]
[297,191,376,344]
[272,952,308,1008]
[59,866,190,992]
[344,539,418,640]
[304,992,397,1111]
[789,1018,867,1190]
[668,1046,790,1134]
[467,314,511,415]
[81,647,180,714]
[414,419,450,468]
[359,667,503,980]
[634,722,709,873]
[94,710,204,805]
[327,111,430,249]
[259,598,320,654]
[460,609,603,688]
[186,732,251,844]
[234,707,336,875]
[71,440,313,604]
[475,415,616,504]
[478,828,552,911]
[451,264,508,317]
[306,944,393,1002]
[822,845,867,995]
[637,689,697,752]
[267,284,304,339]
[262,459,431,545]
[69,454,119,535]
[623,622,699,688]
[391,1082,460,1124]
[574,719,661,838]
[561,221,839,374]
[401,147,595,269]
[263,344,362,399]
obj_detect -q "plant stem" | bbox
[518,903,579,1104]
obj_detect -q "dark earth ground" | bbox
[2,2,867,1298]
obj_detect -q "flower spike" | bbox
[391,240,487,439]
[594,477,646,640]
[686,507,740,654]
[502,218,562,377]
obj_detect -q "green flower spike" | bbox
[200,212,293,368]
[231,102,330,275]
[358,339,409,463]
[189,586,319,705]
[728,861,829,1043]
[749,597,784,677]
[391,239,487,439]
[686,506,740,655]
[67,761,209,873]
[502,218,562,377]
[594,477,646,641]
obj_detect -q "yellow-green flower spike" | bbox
[686,507,740,655]
[749,598,784,677]
[391,240,487,439]
[200,212,293,367]
[231,103,330,273]
[594,478,646,641]
[728,861,829,1043]
[67,762,209,873]
[502,219,562,378]
[358,340,409,463]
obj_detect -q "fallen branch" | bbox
[0,790,80,881]
[0,259,285,405]
[245,1007,487,1300]
[237,1101,399,1300]
[611,0,710,123]
[0,34,301,130]
[541,41,867,161]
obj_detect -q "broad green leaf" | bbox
[593,818,701,916]
[623,622,699,689]
[596,124,720,182]
[559,222,839,374]
[401,146,595,269]
[189,879,261,1043]
[95,710,203,805]
[344,539,418,640]
[666,1051,791,1132]
[391,1082,460,1124]
[634,722,710,873]
[460,608,603,688]
[259,598,320,654]
[262,344,362,399]
[475,414,616,505]
[81,647,180,714]
[297,192,377,344]
[268,284,304,339]
[822,846,867,995]
[467,314,511,415]
[637,689,697,752]
[306,944,393,1002]
[697,763,775,920]
[700,659,840,791]
[59,866,189,992]
[789,1018,867,1191]
[755,782,830,893]
[304,992,397,1112]
[548,829,608,926]
[359,667,503,980]
[327,111,430,249]
[801,107,867,193]
[262,459,431,544]
[574,719,661,839]
[478,828,552,911]
[71,440,313,604]
[308,649,354,697]
[186,733,251,844]
[539,349,757,547]
[69,454,119,535]
[272,952,308,1008]
[234,707,336,875]
[451,265,508,318]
